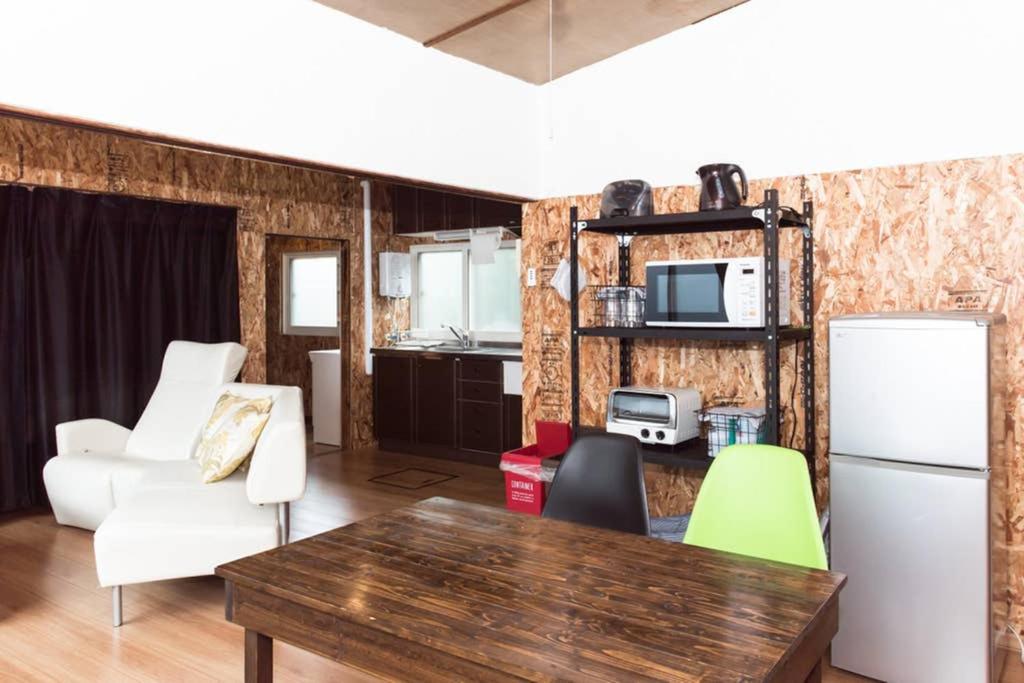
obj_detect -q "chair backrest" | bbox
[124,341,247,460]
[542,434,650,535]
[215,382,307,505]
[683,444,827,570]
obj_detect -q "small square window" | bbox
[282,252,339,336]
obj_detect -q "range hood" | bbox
[432,227,517,242]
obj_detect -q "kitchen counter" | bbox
[371,344,522,361]
[372,345,523,466]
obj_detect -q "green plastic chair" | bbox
[683,444,827,570]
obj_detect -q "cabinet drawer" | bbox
[459,401,502,453]
[459,380,501,404]
[458,358,501,383]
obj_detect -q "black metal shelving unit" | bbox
[569,189,816,481]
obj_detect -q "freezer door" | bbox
[829,322,989,468]
[830,455,990,683]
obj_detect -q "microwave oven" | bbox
[644,257,790,328]
[606,387,701,445]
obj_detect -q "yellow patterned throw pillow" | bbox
[196,392,274,484]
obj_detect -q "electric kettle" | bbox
[697,164,748,211]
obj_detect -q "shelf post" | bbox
[570,205,580,437]
[801,199,816,488]
[763,189,781,445]
[618,236,632,386]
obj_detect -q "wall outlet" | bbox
[527,267,537,287]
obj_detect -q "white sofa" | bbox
[44,341,249,530]
[41,341,308,627]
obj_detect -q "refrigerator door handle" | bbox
[830,453,990,479]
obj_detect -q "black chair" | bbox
[542,434,651,535]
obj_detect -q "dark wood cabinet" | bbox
[414,356,456,448]
[459,401,502,453]
[392,185,420,235]
[445,193,475,230]
[372,355,414,442]
[417,189,447,233]
[390,185,521,235]
[372,350,520,466]
[475,197,522,228]
[459,358,502,383]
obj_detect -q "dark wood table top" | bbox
[216,497,846,682]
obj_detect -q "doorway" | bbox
[265,234,351,452]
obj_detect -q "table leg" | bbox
[245,629,273,683]
[804,658,822,683]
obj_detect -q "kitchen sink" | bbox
[389,342,513,355]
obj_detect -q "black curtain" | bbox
[0,185,240,512]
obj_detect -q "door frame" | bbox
[265,233,352,451]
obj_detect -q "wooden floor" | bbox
[0,445,1019,681]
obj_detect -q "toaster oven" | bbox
[605,387,701,446]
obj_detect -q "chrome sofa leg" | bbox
[279,502,290,545]
[112,585,123,627]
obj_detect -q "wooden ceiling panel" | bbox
[317,0,749,84]
[315,0,513,43]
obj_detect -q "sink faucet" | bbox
[446,325,471,349]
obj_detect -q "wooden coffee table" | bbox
[216,497,845,682]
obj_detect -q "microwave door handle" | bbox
[722,264,739,324]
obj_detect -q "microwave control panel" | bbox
[736,263,761,324]
[734,259,790,326]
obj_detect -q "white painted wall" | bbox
[2,0,1022,200]
[538,0,1024,198]
[0,0,544,198]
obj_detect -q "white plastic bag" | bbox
[549,259,587,301]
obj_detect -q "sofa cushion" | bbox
[42,454,229,531]
[125,341,247,461]
[94,484,279,587]
[197,392,273,483]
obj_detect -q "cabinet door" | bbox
[373,355,414,441]
[418,189,447,233]
[459,401,502,454]
[392,185,420,234]
[414,356,456,448]
[445,193,475,230]
[474,198,521,228]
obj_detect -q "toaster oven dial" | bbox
[655,430,665,441]
[640,428,650,439]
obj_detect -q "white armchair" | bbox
[42,341,309,628]
[42,340,248,530]
[93,383,306,627]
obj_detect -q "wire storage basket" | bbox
[699,406,767,458]
[591,286,646,328]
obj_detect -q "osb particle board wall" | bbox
[521,153,1024,600]
[0,115,378,448]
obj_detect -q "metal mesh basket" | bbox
[591,286,646,328]
[699,407,767,458]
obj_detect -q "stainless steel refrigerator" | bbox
[829,312,1008,682]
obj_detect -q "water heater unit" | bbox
[378,252,411,298]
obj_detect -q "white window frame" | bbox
[281,251,341,336]
[409,240,522,343]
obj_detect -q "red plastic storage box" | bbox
[499,421,573,515]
